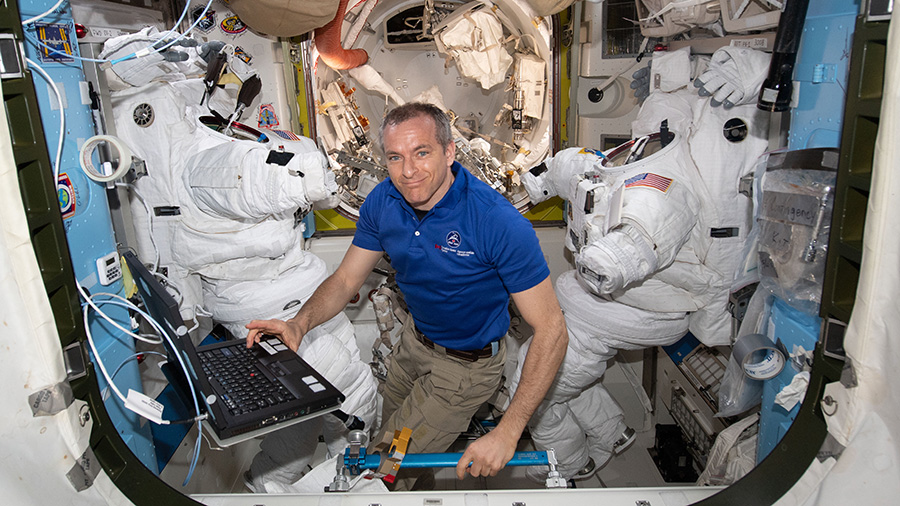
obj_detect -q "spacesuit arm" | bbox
[575,223,659,295]
[456,276,567,479]
[575,177,699,295]
[521,147,605,204]
[185,141,336,221]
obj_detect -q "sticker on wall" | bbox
[191,6,216,33]
[35,23,76,63]
[258,104,279,129]
[221,15,248,35]
[58,173,77,219]
[234,46,253,65]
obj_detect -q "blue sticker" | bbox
[35,23,75,63]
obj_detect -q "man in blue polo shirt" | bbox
[247,102,567,490]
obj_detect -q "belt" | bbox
[414,329,497,362]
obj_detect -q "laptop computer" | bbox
[122,251,345,446]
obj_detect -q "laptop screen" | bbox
[122,251,187,342]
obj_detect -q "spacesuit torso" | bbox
[560,133,719,312]
[524,90,767,346]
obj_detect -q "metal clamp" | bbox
[544,448,567,488]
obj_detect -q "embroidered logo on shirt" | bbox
[446,231,461,248]
[624,172,673,193]
[435,231,474,257]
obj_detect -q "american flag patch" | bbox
[624,172,673,192]
[269,129,302,141]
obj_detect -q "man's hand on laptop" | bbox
[245,319,305,352]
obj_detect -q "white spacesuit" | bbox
[101,31,377,491]
[513,46,771,480]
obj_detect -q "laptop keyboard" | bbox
[199,345,296,416]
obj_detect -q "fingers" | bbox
[455,452,472,480]
[455,448,504,479]
[245,319,277,348]
[245,328,261,348]
[712,83,740,107]
[697,73,728,99]
[631,65,650,80]
[161,50,189,62]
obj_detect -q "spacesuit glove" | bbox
[147,36,201,62]
[199,40,227,64]
[693,47,771,108]
[630,62,651,103]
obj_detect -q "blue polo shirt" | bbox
[353,163,549,350]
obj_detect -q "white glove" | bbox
[693,47,771,108]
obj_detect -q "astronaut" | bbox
[100,30,378,491]
[512,45,771,481]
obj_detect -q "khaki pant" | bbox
[375,319,506,490]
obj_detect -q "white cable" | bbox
[107,0,214,66]
[79,135,133,183]
[76,283,202,436]
[155,271,184,306]
[117,183,160,273]
[77,284,161,344]
[21,0,211,69]
[82,304,128,404]
[194,305,214,319]
[24,58,64,185]
[21,0,65,25]
[187,314,201,335]
[87,295,165,345]
[103,291,204,486]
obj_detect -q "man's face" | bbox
[382,114,456,211]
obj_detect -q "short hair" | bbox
[378,102,453,152]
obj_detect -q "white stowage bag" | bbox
[696,413,759,486]
[437,9,512,89]
[650,46,693,93]
[348,64,405,107]
[515,53,546,120]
